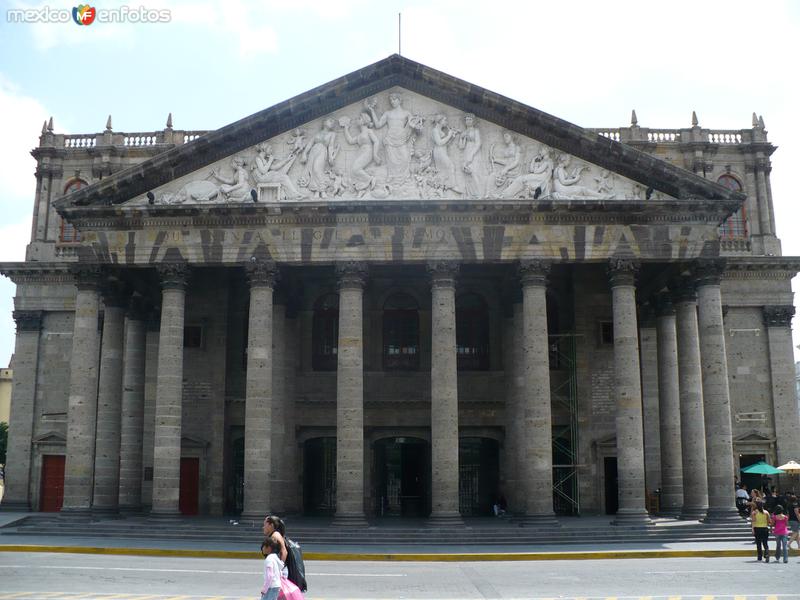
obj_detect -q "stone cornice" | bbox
[722,257,800,280]
[0,262,73,285]
[54,55,743,211]
[59,197,739,230]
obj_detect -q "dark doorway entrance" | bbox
[304,437,336,515]
[604,456,619,515]
[179,457,200,515]
[40,454,65,512]
[740,453,768,493]
[374,437,429,517]
[459,437,499,516]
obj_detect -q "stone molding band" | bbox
[13,310,43,332]
[763,305,795,327]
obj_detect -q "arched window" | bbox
[456,293,489,371]
[312,293,339,371]
[60,178,87,242]
[717,175,748,239]
[383,292,419,370]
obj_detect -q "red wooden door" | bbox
[179,457,199,515]
[40,455,65,512]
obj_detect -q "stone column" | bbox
[608,260,650,525]
[241,261,277,519]
[333,262,368,526]
[501,297,522,514]
[671,278,709,520]
[62,267,102,515]
[91,287,126,515]
[0,311,43,511]
[763,306,800,465]
[428,261,463,525]
[271,299,291,513]
[654,294,683,517]
[150,263,190,518]
[118,299,147,513]
[519,260,557,524]
[694,260,738,521]
[140,314,160,509]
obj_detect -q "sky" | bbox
[0,0,799,368]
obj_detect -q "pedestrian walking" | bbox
[260,537,284,600]
[787,492,800,550]
[752,500,771,562]
[771,505,789,563]
[263,515,289,576]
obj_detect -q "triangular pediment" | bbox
[56,55,744,212]
[32,430,66,445]
[120,87,669,206]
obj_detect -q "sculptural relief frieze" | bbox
[129,89,668,207]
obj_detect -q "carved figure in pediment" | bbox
[551,154,606,199]
[594,169,616,198]
[160,180,219,204]
[489,131,521,188]
[253,142,306,200]
[300,118,339,198]
[458,113,484,198]
[340,113,381,194]
[430,114,462,194]
[498,146,554,199]
[211,156,252,202]
[366,93,422,185]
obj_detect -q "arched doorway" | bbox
[303,437,336,515]
[459,437,499,516]
[374,437,429,517]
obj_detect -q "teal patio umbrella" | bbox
[741,461,785,475]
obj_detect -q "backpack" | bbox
[284,537,307,592]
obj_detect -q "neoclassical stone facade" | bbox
[2,56,799,523]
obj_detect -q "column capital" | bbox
[427,261,459,288]
[125,295,148,321]
[13,310,43,332]
[653,292,675,317]
[668,275,697,304]
[336,261,368,290]
[607,259,639,287]
[101,282,128,308]
[518,259,551,287]
[70,265,103,291]
[156,263,190,290]
[763,305,795,327]
[245,260,278,289]
[692,259,726,287]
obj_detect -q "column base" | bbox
[59,507,93,521]
[331,513,370,528]
[703,506,742,523]
[148,508,184,522]
[91,507,122,518]
[516,513,561,528]
[118,504,144,516]
[0,500,31,512]
[679,506,708,521]
[612,508,653,527]
[427,512,464,527]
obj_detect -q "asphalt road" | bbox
[0,552,797,599]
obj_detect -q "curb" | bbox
[0,545,766,561]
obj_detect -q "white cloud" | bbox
[0,75,49,209]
